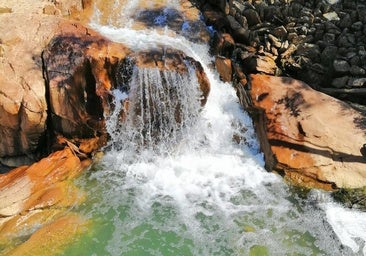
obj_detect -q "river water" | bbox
[64,1,366,255]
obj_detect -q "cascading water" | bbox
[106,66,202,155]
[64,1,366,255]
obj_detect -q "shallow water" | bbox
[62,1,366,255]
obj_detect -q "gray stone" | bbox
[325,21,341,34]
[296,43,321,62]
[337,34,352,48]
[208,0,230,15]
[346,51,357,60]
[232,0,245,13]
[229,7,236,17]
[331,76,349,88]
[323,33,336,44]
[333,59,351,73]
[243,8,261,27]
[350,66,366,76]
[351,21,363,31]
[348,78,366,87]
[357,5,366,23]
[235,13,248,29]
[339,14,352,28]
[227,15,250,43]
[349,56,361,66]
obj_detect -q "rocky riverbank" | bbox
[196,0,366,189]
[197,0,366,105]
[0,0,211,253]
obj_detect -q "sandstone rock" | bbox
[215,56,232,82]
[42,26,130,139]
[267,34,282,48]
[270,25,287,39]
[0,0,94,165]
[0,148,90,254]
[255,54,278,75]
[212,32,235,57]
[5,214,89,256]
[126,48,210,106]
[243,74,366,189]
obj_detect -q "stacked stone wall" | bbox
[196,0,366,105]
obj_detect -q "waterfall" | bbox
[106,66,202,155]
[64,1,366,255]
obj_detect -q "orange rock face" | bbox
[0,148,90,254]
[42,25,130,140]
[0,0,94,166]
[247,74,366,189]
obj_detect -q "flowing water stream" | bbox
[63,1,366,255]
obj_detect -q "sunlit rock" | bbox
[237,74,366,189]
[42,25,130,141]
[5,214,89,256]
[0,148,90,254]
[0,0,94,167]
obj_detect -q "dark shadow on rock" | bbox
[134,7,184,31]
[354,116,366,132]
[269,139,366,164]
[134,7,210,43]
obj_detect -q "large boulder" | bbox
[42,24,130,141]
[0,0,93,167]
[237,74,366,189]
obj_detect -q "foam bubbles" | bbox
[77,1,366,255]
[325,204,366,254]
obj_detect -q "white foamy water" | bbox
[326,204,366,254]
[66,1,366,255]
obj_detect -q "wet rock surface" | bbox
[237,74,366,189]
[0,147,91,255]
[0,0,211,168]
[198,0,366,188]
[0,0,93,167]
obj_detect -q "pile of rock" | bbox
[195,0,366,189]
[197,0,366,105]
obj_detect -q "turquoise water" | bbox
[60,1,366,255]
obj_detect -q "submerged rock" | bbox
[237,74,366,189]
[0,147,90,254]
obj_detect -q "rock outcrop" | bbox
[0,147,91,255]
[0,0,93,167]
[0,0,211,168]
[237,74,366,189]
[42,24,130,147]
[198,0,366,188]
